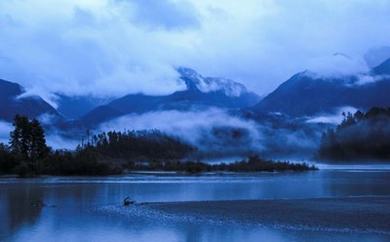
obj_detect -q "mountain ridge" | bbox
[252,58,390,117]
[74,67,261,127]
[0,79,61,123]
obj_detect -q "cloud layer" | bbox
[0,0,389,99]
[98,108,321,159]
[98,108,263,152]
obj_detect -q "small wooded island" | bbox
[0,115,316,177]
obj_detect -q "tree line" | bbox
[131,155,317,173]
[1,115,316,177]
[1,115,48,176]
[0,116,195,176]
[83,130,195,161]
[318,107,390,161]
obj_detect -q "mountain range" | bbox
[1,58,390,128]
[253,58,390,117]
[0,67,260,127]
[73,67,260,127]
[55,94,113,120]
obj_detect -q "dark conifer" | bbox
[8,116,49,175]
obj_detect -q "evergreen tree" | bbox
[9,115,49,175]
[9,115,30,160]
[0,143,15,174]
[30,119,49,172]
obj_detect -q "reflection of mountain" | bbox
[74,67,260,127]
[253,58,390,117]
[0,79,60,122]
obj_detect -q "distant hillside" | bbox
[0,79,60,122]
[372,58,390,75]
[75,67,260,127]
[253,58,390,117]
[55,94,113,120]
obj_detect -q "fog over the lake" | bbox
[99,108,263,152]
[0,0,389,101]
[97,108,321,158]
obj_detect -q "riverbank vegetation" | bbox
[0,115,316,177]
[129,156,317,173]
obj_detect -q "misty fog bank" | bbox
[80,108,325,160]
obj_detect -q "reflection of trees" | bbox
[0,184,44,237]
[0,181,105,240]
[324,171,390,197]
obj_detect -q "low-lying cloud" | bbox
[1,108,324,159]
[98,108,263,154]
[307,106,358,124]
[0,120,78,150]
[98,108,322,159]
[45,134,80,150]
[306,54,370,79]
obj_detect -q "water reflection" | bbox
[321,170,390,197]
[1,170,390,242]
[0,185,44,239]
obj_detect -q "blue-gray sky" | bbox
[0,0,389,100]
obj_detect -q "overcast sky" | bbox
[0,0,389,99]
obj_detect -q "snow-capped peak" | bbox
[177,67,248,97]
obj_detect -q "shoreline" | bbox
[140,196,390,235]
[3,165,390,178]
[0,169,318,178]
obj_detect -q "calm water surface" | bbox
[1,168,390,242]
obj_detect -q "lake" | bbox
[1,166,390,242]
